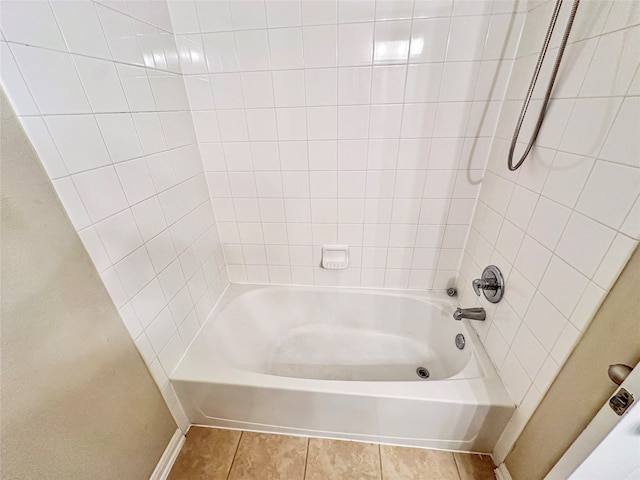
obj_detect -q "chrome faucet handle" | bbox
[471,265,505,303]
[472,278,492,296]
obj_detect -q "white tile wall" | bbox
[0,0,229,430]
[176,0,526,290]
[457,0,640,463]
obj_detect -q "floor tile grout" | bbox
[171,427,496,480]
[452,451,462,480]
[302,437,310,480]
[225,430,243,480]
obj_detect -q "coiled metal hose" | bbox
[507,0,580,171]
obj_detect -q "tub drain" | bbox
[416,367,430,379]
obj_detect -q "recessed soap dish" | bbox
[321,245,349,270]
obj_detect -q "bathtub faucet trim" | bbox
[453,307,486,321]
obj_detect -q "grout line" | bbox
[94,0,175,36]
[302,437,310,480]
[18,108,197,119]
[15,92,637,119]
[4,13,637,80]
[225,431,243,480]
[298,31,315,287]
[224,26,253,284]
[378,443,384,480]
[380,0,423,291]
[262,0,293,287]
[409,12,453,291]
[451,450,464,480]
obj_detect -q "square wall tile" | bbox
[307,107,338,140]
[216,110,249,142]
[212,73,245,109]
[599,97,640,168]
[114,246,156,298]
[305,68,338,106]
[241,71,274,108]
[97,5,144,66]
[95,209,144,264]
[203,32,239,72]
[72,166,129,222]
[117,65,157,112]
[539,256,589,318]
[555,213,616,278]
[266,0,302,28]
[11,44,90,114]
[338,0,375,23]
[339,22,374,66]
[74,56,128,113]
[302,0,337,25]
[0,43,39,116]
[276,108,308,140]
[45,115,111,174]
[576,161,640,230]
[303,25,338,67]
[524,292,567,352]
[511,324,548,379]
[269,27,304,69]
[559,97,623,158]
[527,197,571,250]
[1,0,65,50]
[404,63,442,103]
[167,0,200,34]
[195,1,232,32]
[446,15,490,61]
[513,235,551,288]
[115,158,157,205]
[246,109,278,141]
[96,114,144,163]
[373,20,411,65]
[409,18,450,63]
[371,65,407,104]
[273,70,306,107]
[230,0,267,30]
[338,67,372,105]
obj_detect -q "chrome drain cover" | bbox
[416,366,430,379]
[455,333,465,350]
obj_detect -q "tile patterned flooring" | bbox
[167,427,496,479]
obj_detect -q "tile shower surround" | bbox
[170,0,527,290]
[1,0,638,463]
[455,0,640,463]
[0,0,527,433]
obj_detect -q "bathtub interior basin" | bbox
[202,286,479,382]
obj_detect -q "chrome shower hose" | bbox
[507,0,580,171]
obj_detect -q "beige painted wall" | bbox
[505,245,640,479]
[0,91,177,478]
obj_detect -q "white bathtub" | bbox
[171,285,515,453]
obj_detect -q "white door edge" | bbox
[545,361,640,480]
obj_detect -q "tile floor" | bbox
[167,427,496,479]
